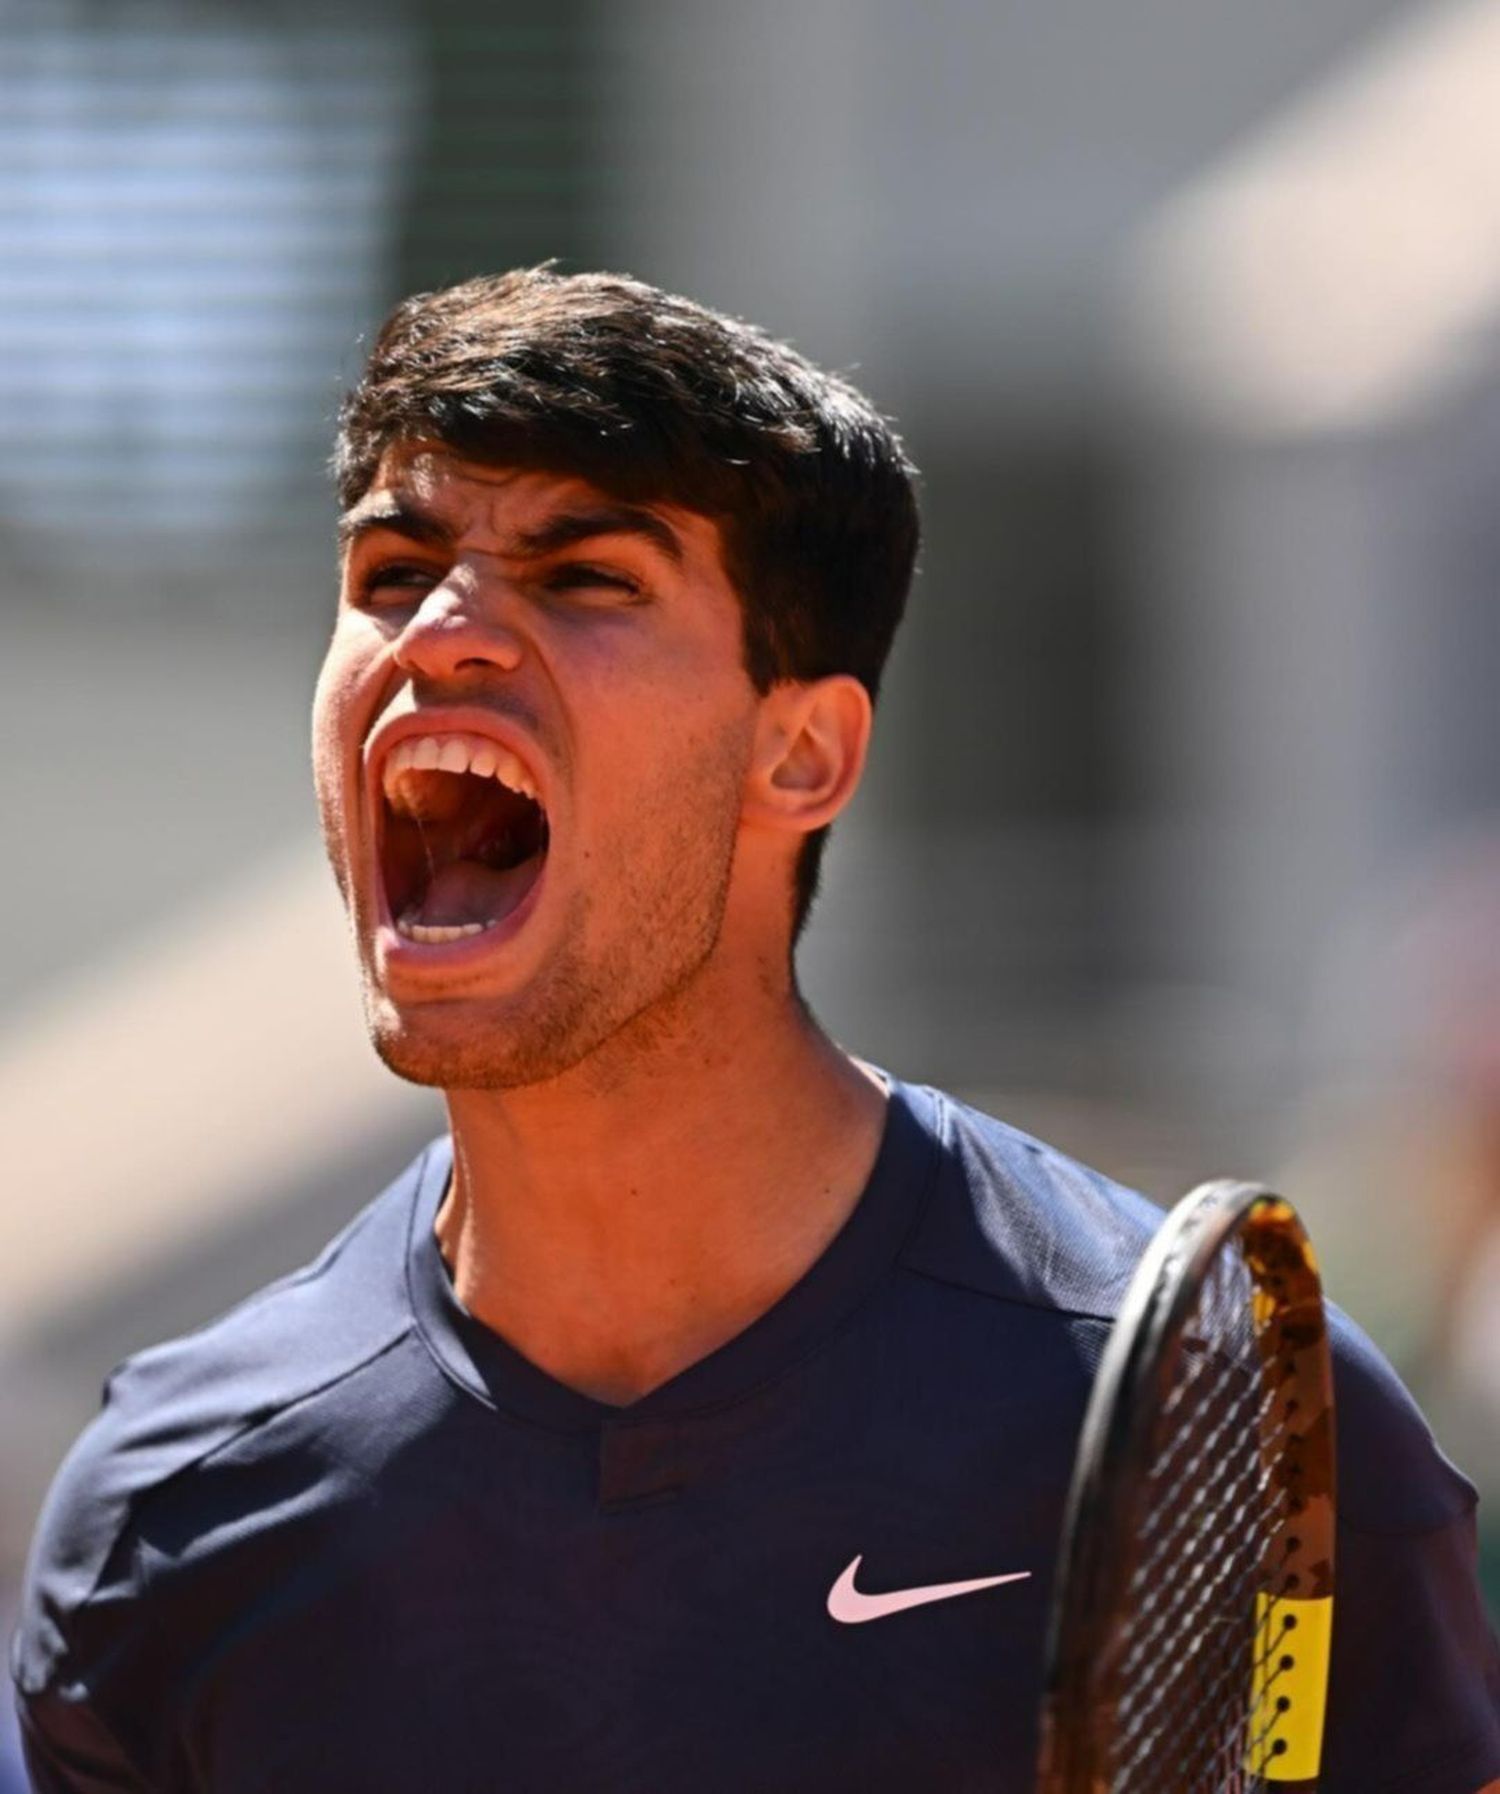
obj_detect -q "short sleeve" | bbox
[1321,1506,1500,1793]
[1319,1309,1500,1792]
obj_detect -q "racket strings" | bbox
[1127,1387,1294,1625]
[1124,1316,1285,1608]
[1112,1466,1289,1784]
[1127,1523,1299,1793]
[1121,1444,1289,1711]
[1102,1248,1304,1793]
[1122,1468,1302,1785]
[1112,1507,1270,1772]
[1130,1360,1282,1567]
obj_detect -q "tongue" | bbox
[412,856,540,928]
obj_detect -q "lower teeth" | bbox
[396,914,495,944]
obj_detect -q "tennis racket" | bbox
[1035,1181,1336,1793]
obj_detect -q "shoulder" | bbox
[897,1082,1166,1323]
[12,1138,448,1699]
[1324,1304,1478,1533]
[898,1082,1478,1532]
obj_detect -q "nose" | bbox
[389,568,524,681]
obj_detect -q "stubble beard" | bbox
[358,736,749,1094]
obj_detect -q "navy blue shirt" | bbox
[12,1081,1500,1791]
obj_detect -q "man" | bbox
[12,269,1500,1791]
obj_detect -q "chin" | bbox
[362,984,600,1093]
[353,836,737,1094]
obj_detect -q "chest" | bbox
[206,1554,1050,1792]
[165,1318,1092,1792]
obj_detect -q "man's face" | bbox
[313,444,764,1089]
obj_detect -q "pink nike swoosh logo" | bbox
[826,1553,1032,1624]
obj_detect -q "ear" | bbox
[742,675,873,837]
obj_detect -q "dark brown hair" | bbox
[334,267,920,942]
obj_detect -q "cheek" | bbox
[310,637,365,820]
[589,621,752,735]
[596,683,748,813]
[624,685,757,836]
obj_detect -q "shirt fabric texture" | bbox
[11,1078,1500,1792]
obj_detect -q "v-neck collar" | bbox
[404,1075,942,1433]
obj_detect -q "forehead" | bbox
[343,442,728,569]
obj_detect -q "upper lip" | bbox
[362,708,550,816]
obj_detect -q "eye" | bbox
[351,560,441,606]
[543,563,642,600]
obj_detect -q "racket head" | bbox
[1035,1181,1336,1794]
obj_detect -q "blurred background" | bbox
[4,0,1499,1763]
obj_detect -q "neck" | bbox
[436,984,887,1407]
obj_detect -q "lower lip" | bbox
[374,856,548,977]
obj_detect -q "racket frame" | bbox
[1035,1180,1335,1794]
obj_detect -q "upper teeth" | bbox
[381,732,539,806]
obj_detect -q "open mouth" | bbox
[377,733,549,944]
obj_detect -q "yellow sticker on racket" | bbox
[1248,1591,1334,1781]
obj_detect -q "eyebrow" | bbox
[337,495,684,567]
[512,503,684,567]
[337,497,452,553]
